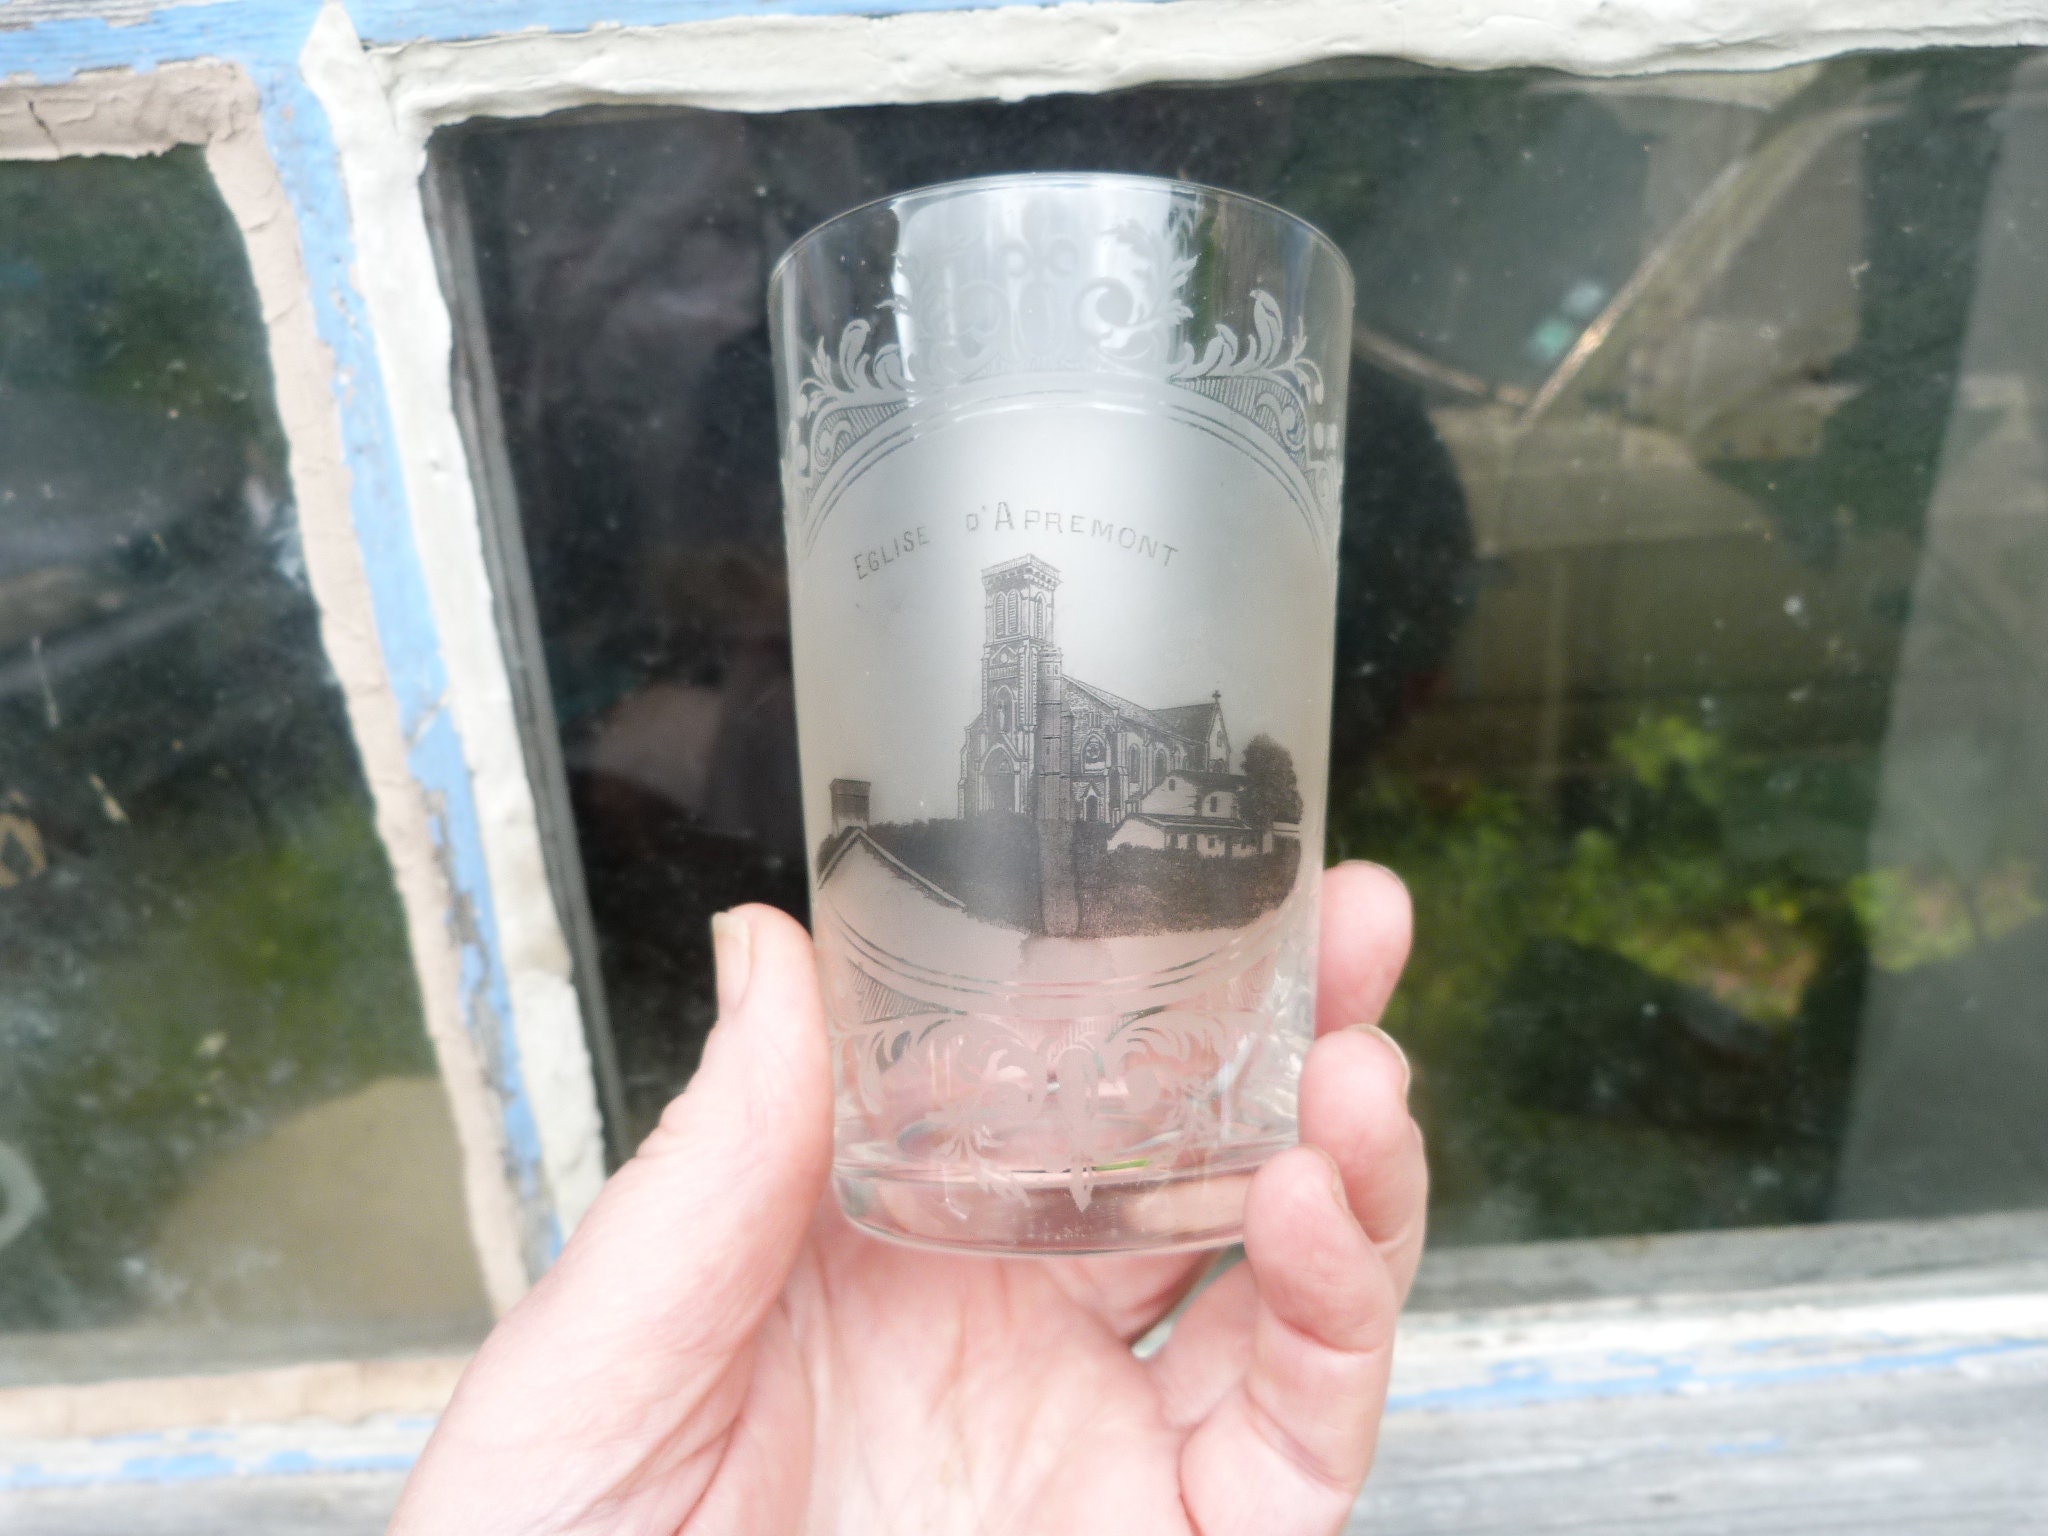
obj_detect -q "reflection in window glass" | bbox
[0,149,489,1383]
[439,52,2048,1243]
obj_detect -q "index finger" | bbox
[1315,860,1414,1035]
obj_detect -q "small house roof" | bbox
[1160,768,1243,794]
[816,827,966,909]
[1114,812,1258,836]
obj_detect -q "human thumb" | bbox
[395,903,832,1525]
[515,903,831,1367]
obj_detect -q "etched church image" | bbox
[817,555,1300,938]
[958,556,1275,858]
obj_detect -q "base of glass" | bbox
[834,1152,1274,1256]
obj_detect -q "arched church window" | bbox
[1006,591,1018,632]
[994,688,1014,734]
[1154,748,1170,784]
[982,746,1018,815]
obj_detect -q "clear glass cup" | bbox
[770,173,1352,1254]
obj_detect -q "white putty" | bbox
[369,0,2048,133]
[0,61,534,1315]
[0,67,237,157]
[0,1351,465,1439]
[304,3,609,1242]
[200,87,542,1316]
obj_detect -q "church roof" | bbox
[1064,676,1206,747]
[1162,768,1243,794]
[1152,700,1224,741]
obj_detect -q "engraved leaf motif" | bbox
[784,212,1342,531]
[838,317,873,383]
[1251,289,1286,367]
[1184,324,1239,378]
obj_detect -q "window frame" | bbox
[0,50,590,1436]
[4,0,2048,1517]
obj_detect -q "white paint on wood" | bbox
[0,1356,466,1439]
[1356,1348,2048,1534]
[303,2,609,1242]
[1410,1210,2048,1312]
[367,0,2048,137]
[3,1475,403,1536]
[1391,1286,2048,1401]
[8,1233,2047,1530]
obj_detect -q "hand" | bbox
[391,863,1425,1536]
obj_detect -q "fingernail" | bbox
[711,910,753,1017]
[1357,1023,1412,1099]
[1314,1147,1350,1210]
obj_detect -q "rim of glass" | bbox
[767,170,1352,292]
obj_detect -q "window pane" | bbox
[437,51,2048,1242]
[0,149,489,1384]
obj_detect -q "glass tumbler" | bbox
[770,173,1351,1254]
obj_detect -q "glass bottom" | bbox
[833,1143,1283,1256]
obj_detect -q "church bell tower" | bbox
[963,556,1062,817]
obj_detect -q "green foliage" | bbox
[1612,715,1729,804]
[0,149,419,1332]
[1238,733,1303,831]
[0,795,430,1329]
[1329,713,1878,1243]
[0,149,283,461]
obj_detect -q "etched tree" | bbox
[1238,734,1302,832]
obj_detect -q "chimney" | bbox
[829,778,870,833]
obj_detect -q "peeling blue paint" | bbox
[1,1441,425,1492]
[257,1447,419,1476]
[1712,1434,1789,1456]
[1386,1335,2048,1415]
[116,1452,240,1483]
[348,0,1173,47]
[412,708,563,1266]
[4,1325,2043,1492]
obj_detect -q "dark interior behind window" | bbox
[1,148,489,1381]
[433,52,2048,1245]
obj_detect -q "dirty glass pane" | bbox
[438,50,2048,1244]
[0,148,490,1384]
